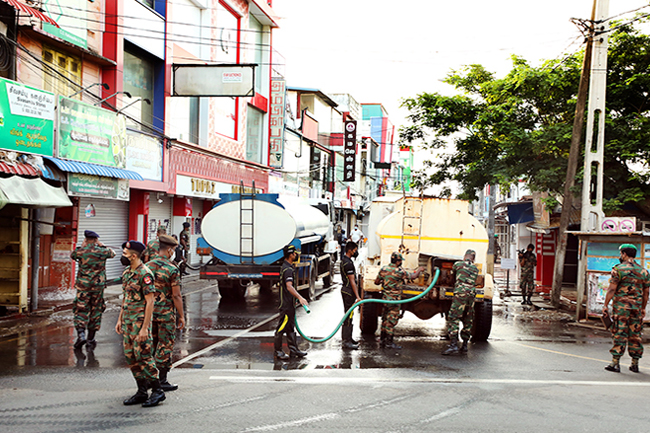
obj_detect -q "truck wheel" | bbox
[307,264,317,300]
[322,256,334,287]
[471,299,493,342]
[360,299,379,335]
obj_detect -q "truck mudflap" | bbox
[201,264,280,280]
[400,284,485,302]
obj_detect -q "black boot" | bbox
[442,337,461,356]
[379,331,387,348]
[86,329,97,350]
[123,379,149,405]
[341,325,359,350]
[383,334,402,350]
[274,333,289,360]
[73,328,87,349]
[521,295,527,305]
[142,379,166,407]
[287,332,307,358]
[460,339,468,353]
[526,296,533,306]
[159,368,178,391]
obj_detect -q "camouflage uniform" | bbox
[146,257,182,370]
[143,239,165,263]
[376,263,409,336]
[608,261,650,360]
[448,259,479,342]
[519,252,537,296]
[70,243,115,331]
[121,263,158,381]
[180,228,190,259]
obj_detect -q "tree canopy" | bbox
[400,21,650,215]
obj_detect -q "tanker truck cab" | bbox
[199,191,336,300]
[358,196,495,341]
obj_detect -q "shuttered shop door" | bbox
[76,198,129,282]
[147,198,172,243]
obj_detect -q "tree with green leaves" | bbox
[401,21,650,216]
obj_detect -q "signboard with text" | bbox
[68,173,129,201]
[0,78,54,156]
[269,78,286,168]
[126,130,163,181]
[42,0,88,49]
[343,120,357,182]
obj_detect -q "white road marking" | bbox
[420,405,462,422]
[242,413,340,432]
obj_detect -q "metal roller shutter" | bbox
[190,199,204,265]
[76,198,129,282]
[147,197,173,243]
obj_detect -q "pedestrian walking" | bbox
[145,234,185,391]
[142,225,167,263]
[274,244,309,360]
[519,243,537,305]
[340,241,362,350]
[70,230,115,350]
[179,222,191,276]
[374,252,424,350]
[350,225,364,244]
[603,244,650,373]
[116,240,165,408]
[442,249,479,356]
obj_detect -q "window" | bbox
[137,0,154,8]
[42,46,81,98]
[213,2,240,139]
[249,15,264,93]
[246,105,264,163]
[123,48,154,130]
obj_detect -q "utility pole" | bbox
[487,184,496,276]
[550,0,600,307]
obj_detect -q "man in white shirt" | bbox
[350,225,364,244]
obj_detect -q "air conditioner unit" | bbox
[641,220,650,236]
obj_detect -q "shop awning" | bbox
[0,160,39,176]
[44,156,144,181]
[0,176,72,208]
[0,0,59,27]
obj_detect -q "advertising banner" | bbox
[269,78,286,168]
[343,120,357,182]
[0,78,55,156]
[68,173,129,201]
[42,0,88,49]
[126,130,163,181]
[57,96,127,168]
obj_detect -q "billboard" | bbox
[172,64,256,97]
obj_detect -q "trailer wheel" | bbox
[360,295,379,335]
[471,299,493,342]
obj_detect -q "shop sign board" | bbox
[176,174,232,198]
[125,130,163,181]
[269,78,286,168]
[343,120,357,182]
[68,173,130,201]
[0,78,55,156]
[42,0,88,49]
[57,96,127,168]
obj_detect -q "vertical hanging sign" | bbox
[269,78,286,168]
[344,120,357,182]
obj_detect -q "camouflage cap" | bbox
[391,251,404,262]
[159,234,178,247]
[464,249,476,257]
[156,225,167,234]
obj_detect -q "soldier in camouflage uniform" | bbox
[603,244,650,373]
[179,222,191,276]
[146,234,185,391]
[115,240,165,408]
[374,252,424,350]
[70,230,115,350]
[142,225,167,263]
[519,243,537,305]
[442,249,479,356]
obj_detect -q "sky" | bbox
[272,0,647,174]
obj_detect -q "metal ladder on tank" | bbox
[239,180,256,264]
[401,188,424,255]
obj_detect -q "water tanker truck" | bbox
[359,194,494,341]
[198,191,337,299]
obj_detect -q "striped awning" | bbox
[44,156,144,180]
[0,0,60,28]
[0,160,39,176]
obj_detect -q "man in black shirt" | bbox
[340,241,362,349]
[274,245,310,360]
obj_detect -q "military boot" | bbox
[341,325,359,350]
[73,328,87,349]
[442,337,461,356]
[526,296,533,306]
[287,332,307,358]
[383,334,402,350]
[629,358,640,373]
[605,356,621,373]
[521,295,527,306]
[379,331,388,348]
[274,333,289,360]
[86,329,97,350]
[123,379,149,405]
[159,368,178,391]
[142,379,166,407]
[460,339,469,353]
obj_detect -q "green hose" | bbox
[295,268,441,343]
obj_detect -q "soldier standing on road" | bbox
[374,252,424,350]
[179,222,191,276]
[340,241,362,350]
[602,244,650,373]
[142,225,167,263]
[146,234,185,391]
[519,243,537,305]
[274,245,310,360]
[70,230,115,350]
[116,240,165,408]
[442,249,479,356]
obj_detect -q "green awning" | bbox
[0,176,72,208]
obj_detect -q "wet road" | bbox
[1,274,650,432]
